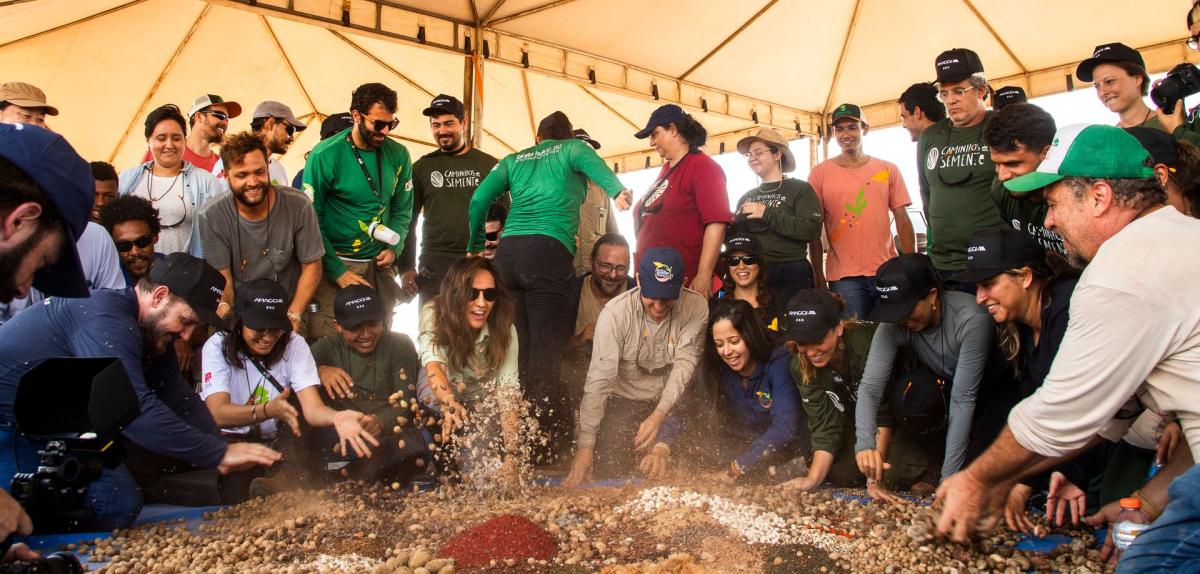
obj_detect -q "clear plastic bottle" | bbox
[1112,497,1152,555]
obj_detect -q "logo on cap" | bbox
[653,261,674,282]
[967,246,986,253]
[210,286,224,296]
[937,57,961,67]
[877,285,899,293]
[254,297,284,304]
[344,296,373,308]
[788,309,817,318]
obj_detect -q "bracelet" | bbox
[263,401,270,419]
[866,477,879,486]
[729,460,744,476]
[1133,490,1163,519]
[286,311,301,322]
[217,301,232,313]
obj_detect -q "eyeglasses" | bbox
[744,149,775,161]
[365,116,400,132]
[935,86,978,102]
[1190,35,1199,51]
[115,234,154,252]
[724,255,759,267]
[470,287,498,302]
[203,110,230,121]
[485,231,500,241]
[596,262,628,275]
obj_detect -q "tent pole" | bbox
[466,25,485,148]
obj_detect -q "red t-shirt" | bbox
[141,146,220,173]
[634,151,730,284]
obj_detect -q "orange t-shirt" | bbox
[809,157,911,282]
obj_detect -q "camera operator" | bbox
[1077,42,1200,145]
[0,253,281,532]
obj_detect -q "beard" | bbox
[232,179,269,207]
[593,275,624,297]
[140,308,178,358]
[0,225,49,303]
[437,133,464,153]
[358,121,384,150]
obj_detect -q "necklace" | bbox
[758,178,785,193]
[145,168,182,202]
[233,190,275,274]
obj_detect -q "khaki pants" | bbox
[308,258,403,341]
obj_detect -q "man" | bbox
[200,132,324,334]
[304,82,413,340]
[898,82,943,142]
[0,81,57,129]
[310,284,430,481]
[809,103,915,320]
[142,94,242,173]
[99,195,163,286]
[482,203,506,260]
[934,125,1200,572]
[918,48,1007,288]
[399,94,498,304]
[572,128,620,274]
[0,252,281,529]
[981,103,1066,254]
[215,101,307,191]
[563,247,707,487]
[90,161,118,223]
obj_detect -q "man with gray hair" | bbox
[917,48,1006,290]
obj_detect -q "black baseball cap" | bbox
[319,112,354,140]
[889,366,949,435]
[149,252,230,330]
[783,289,841,343]
[236,279,291,331]
[574,128,601,150]
[950,228,1047,284]
[334,284,385,328]
[723,231,762,256]
[423,94,465,118]
[830,103,866,126]
[935,48,985,84]
[868,253,938,323]
[1076,43,1145,82]
[635,104,688,139]
[0,124,93,299]
[1125,127,1179,167]
[993,86,1027,110]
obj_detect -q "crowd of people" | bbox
[2,6,1200,570]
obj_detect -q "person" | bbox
[466,110,633,461]
[1125,126,1200,218]
[1077,43,1200,145]
[633,104,731,298]
[992,86,1027,111]
[311,284,431,482]
[572,128,621,274]
[292,112,354,190]
[304,83,413,340]
[399,94,498,305]
[482,203,505,260]
[118,104,220,257]
[707,299,804,483]
[91,161,119,223]
[932,125,1200,572]
[215,101,307,191]
[733,127,821,306]
[140,94,241,173]
[779,289,913,504]
[981,102,1067,254]
[0,253,282,530]
[919,48,1007,288]
[417,257,521,483]
[716,231,781,332]
[898,82,944,142]
[199,131,324,334]
[809,103,915,320]
[0,81,57,129]
[99,195,164,286]
[564,247,708,487]
[200,279,380,488]
[854,253,1013,485]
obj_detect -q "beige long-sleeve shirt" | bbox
[575,286,708,449]
[573,179,620,274]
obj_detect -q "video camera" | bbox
[1151,63,1200,115]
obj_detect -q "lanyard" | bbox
[346,135,386,209]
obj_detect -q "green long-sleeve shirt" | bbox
[310,332,419,437]
[467,138,624,254]
[303,128,413,279]
[736,178,823,262]
[1141,114,1200,148]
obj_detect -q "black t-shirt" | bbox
[1016,277,1078,397]
[990,179,1066,256]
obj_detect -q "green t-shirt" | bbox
[918,114,1007,270]
[1141,114,1200,148]
[400,148,499,267]
[735,178,823,262]
[467,138,624,254]
[310,332,419,437]
[990,179,1066,255]
[303,128,414,279]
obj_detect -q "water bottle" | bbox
[368,221,401,246]
[1112,497,1152,555]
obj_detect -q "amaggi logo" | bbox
[430,171,444,188]
[925,147,940,170]
[967,246,986,253]
[652,261,674,282]
[788,309,817,318]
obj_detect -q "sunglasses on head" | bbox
[115,234,154,252]
[484,231,500,241]
[470,287,498,302]
[203,110,230,121]
[725,254,759,266]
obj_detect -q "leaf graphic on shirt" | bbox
[252,384,269,406]
[844,189,868,216]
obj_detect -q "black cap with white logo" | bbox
[236,279,291,331]
[950,228,1047,284]
[148,252,230,331]
[868,253,939,324]
[935,48,985,84]
[1076,43,1145,82]
[783,289,841,343]
[993,86,1027,110]
[423,94,465,118]
[334,284,385,328]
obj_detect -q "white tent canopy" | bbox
[1,0,1196,177]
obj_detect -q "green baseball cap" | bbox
[829,103,866,126]
[1003,124,1155,194]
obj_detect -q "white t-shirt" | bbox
[131,173,190,254]
[1008,207,1200,460]
[200,331,320,438]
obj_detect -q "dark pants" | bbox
[416,252,463,306]
[829,276,878,321]
[766,258,814,309]
[494,235,575,459]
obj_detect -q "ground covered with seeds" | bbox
[77,479,1112,574]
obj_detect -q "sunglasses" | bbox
[725,255,760,266]
[272,119,296,137]
[365,117,400,132]
[115,234,154,252]
[203,110,230,121]
[470,287,498,302]
[485,231,500,241]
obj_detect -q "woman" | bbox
[200,279,381,464]
[118,104,219,257]
[853,253,1015,485]
[633,104,731,298]
[418,256,522,483]
[735,128,822,306]
[708,300,803,483]
[716,232,781,333]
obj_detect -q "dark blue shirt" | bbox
[120,252,166,288]
[0,289,226,467]
[717,346,802,471]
